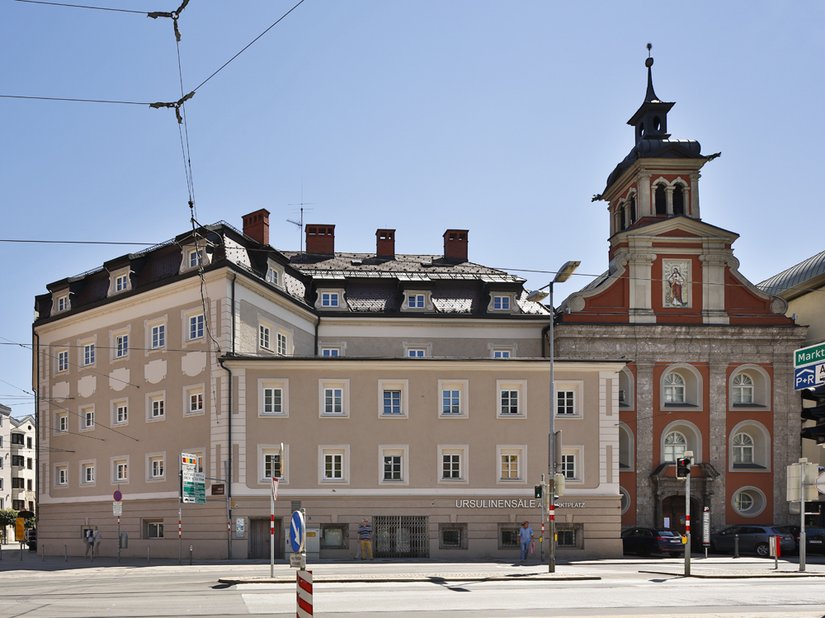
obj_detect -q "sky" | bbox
[1,0,824,418]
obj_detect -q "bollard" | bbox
[296,569,313,617]
[42,545,45,562]
[65,544,68,562]
[733,534,740,559]
[20,544,23,561]
[147,545,150,564]
[189,544,193,566]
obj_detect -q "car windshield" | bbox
[657,531,678,537]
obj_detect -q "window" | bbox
[259,445,287,482]
[57,413,68,433]
[497,382,526,416]
[115,334,129,359]
[383,453,402,481]
[149,456,165,480]
[732,432,754,466]
[12,455,24,467]
[407,348,426,358]
[186,387,204,416]
[442,390,461,415]
[12,477,24,488]
[260,380,288,416]
[383,390,402,415]
[439,523,468,550]
[673,183,685,216]
[277,332,288,356]
[81,405,95,430]
[442,454,461,479]
[557,390,575,415]
[57,350,69,372]
[557,524,584,549]
[663,372,686,404]
[27,437,32,449]
[82,343,95,367]
[56,466,68,486]
[11,433,23,445]
[561,453,577,480]
[492,349,511,359]
[728,367,768,409]
[555,381,583,417]
[82,463,95,484]
[655,182,667,215]
[320,292,339,308]
[115,273,129,292]
[729,421,769,471]
[663,431,687,462]
[732,374,754,406]
[56,295,69,312]
[407,294,425,309]
[438,381,468,417]
[732,487,766,517]
[324,388,343,415]
[619,368,634,408]
[148,393,166,420]
[319,381,348,417]
[492,295,511,311]
[27,458,33,470]
[189,314,204,340]
[151,324,166,349]
[378,380,408,417]
[319,446,349,483]
[259,324,271,350]
[144,520,164,539]
[498,446,524,481]
[264,452,282,479]
[265,267,279,286]
[619,424,634,470]
[188,249,203,268]
[321,347,340,358]
[320,524,347,549]
[498,525,520,549]
[438,446,467,482]
[114,459,129,482]
[112,400,128,425]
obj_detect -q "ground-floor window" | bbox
[557,524,584,549]
[439,523,468,550]
[498,524,520,550]
[374,515,428,558]
[320,523,347,549]
[143,519,164,539]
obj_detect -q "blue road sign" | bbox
[795,365,817,390]
[290,510,305,553]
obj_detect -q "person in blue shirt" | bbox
[519,521,534,561]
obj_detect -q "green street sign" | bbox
[795,342,825,368]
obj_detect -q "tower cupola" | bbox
[627,45,675,144]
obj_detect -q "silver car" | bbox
[710,525,795,557]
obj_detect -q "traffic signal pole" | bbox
[680,451,693,577]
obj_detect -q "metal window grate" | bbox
[374,515,428,558]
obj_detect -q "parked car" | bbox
[802,527,825,554]
[622,527,684,557]
[775,525,800,552]
[710,525,795,557]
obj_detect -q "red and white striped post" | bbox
[296,569,313,617]
[271,476,280,578]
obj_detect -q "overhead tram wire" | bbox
[14,0,146,14]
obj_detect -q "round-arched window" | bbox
[619,487,631,515]
[732,374,754,405]
[732,432,754,466]
[663,431,687,462]
[663,372,686,404]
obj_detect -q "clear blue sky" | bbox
[2,0,824,417]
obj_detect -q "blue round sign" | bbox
[289,510,305,553]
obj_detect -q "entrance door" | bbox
[661,496,701,545]
[249,517,282,559]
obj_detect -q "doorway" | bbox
[249,517,282,559]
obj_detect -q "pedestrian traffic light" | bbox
[801,385,825,443]
[534,484,543,499]
[676,457,691,479]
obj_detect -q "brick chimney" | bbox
[443,229,469,262]
[242,209,270,245]
[306,224,335,255]
[376,229,396,259]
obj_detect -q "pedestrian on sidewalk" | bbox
[519,521,534,562]
[84,528,94,558]
[92,527,102,559]
[358,518,373,560]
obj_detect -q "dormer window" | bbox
[408,294,425,309]
[266,267,278,285]
[179,244,211,274]
[265,259,283,287]
[315,289,346,311]
[321,292,339,308]
[402,291,431,312]
[189,249,203,269]
[492,295,511,311]
[56,294,69,313]
[115,274,128,292]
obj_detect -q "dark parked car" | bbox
[802,527,825,554]
[622,527,684,557]
[710,525,795,557]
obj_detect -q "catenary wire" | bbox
[15,0,146,14]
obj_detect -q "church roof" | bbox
[757,250,825,300]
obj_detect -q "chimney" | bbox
[443,229,469,262]
[306,224,335,255]
[242,209,270,245]
[376,229,396,259]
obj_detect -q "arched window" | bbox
[619,204,626,231]
[673,184,684,215]
[619,424,633,470]
[663,431,687,462]
[663,372,686,404]
[732,432,754,466]
[654,183,667,215]
[732,374,754,405]
[629,194,637,223]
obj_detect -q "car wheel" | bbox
[755,543,769,557]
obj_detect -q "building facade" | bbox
[555,54,806,539]
[33,217,623,560]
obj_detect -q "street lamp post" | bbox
[527,260,580,574]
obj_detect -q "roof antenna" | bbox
[287,184,314,252]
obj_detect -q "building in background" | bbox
[555,53,805,540]
[33,214,623,560]
[0,403,10,511]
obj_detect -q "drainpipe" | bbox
[32,329,40,519]
[540,323,551,358]
[218,273,237,559]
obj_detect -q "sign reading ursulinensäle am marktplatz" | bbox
[794,341,825,390]
[180,452,206,504]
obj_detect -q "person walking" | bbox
[519,520,534,562]
[92,527,102,559]
[84,528,94,559]
[357,518,373,560]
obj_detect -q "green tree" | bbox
[0,509,18,544]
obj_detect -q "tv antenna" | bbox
[287,186,314,252]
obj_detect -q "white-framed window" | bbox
[438,445,468,483]
[660,365,702,409]
[185,386,205,416]
[264,452,282,480]
[407,348,426,358]
[497,445,525,482]
[113,457,129,483]
[732,432,753,465]
[148,454,165,480]
[277,332,288,356]
[112,399,128,425]
[379,445,409,484]
[663,372,685,404]
[729,421,770,470]
[56,294,70,313]
[492,295,511,311]
[80,405,95,431]
[492,349,511,359]
[188,248,203,269]
[56,413,68,433]
[321,347,341,358]
[259,324,271,351]
[81,461,96,485]
[150,323,166,350]
[619,423,634,470]
[259,379,288,417]
[319,445,349,483]
[438,380,468,418]
[497,381,526,417]
[82,342,96,367]
[57,349,69,372]
[114,273,129,293]
[319,380,349,417]
[407,294,425,309]
[188,314,204,341]
[144,520,165,539]
[404,342,431,358]
[147,392,166,421]
[320,292,340,308]
[265,266,279,286]
[378,380,408,417]
[114,333,129,359]
[56,465,68,486]
[619,368,634,409]
[555,381,583,417]
[660,420,702,465]
[731,486,767,517]
[728,366,769,409]
[259,444,288,482]
[561,450,579,481]
[663,430,687,462]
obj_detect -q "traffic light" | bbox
[534,484,543,499]
[801,385,825,443]
[676,457,691,479]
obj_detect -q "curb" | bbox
[639,569,825,579]
[218,575,602,585]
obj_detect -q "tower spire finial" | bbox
[644,43,658,102]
